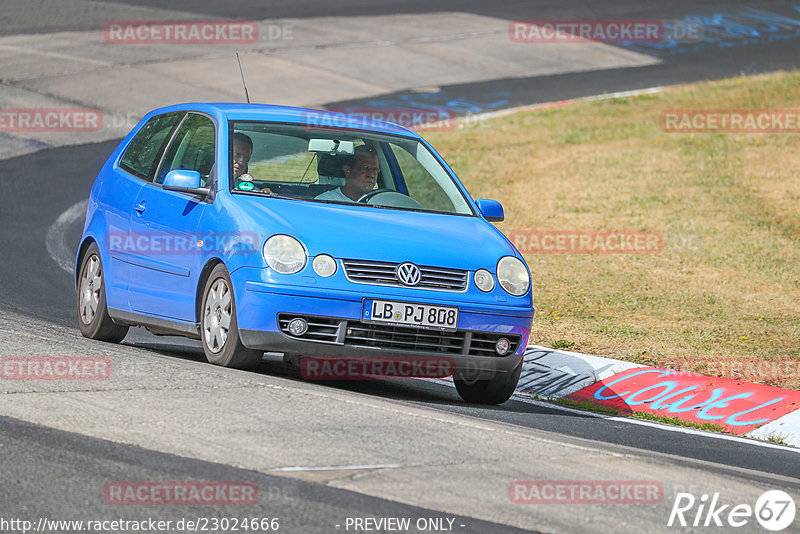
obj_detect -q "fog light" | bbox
[495,337,511,356]
[313,254,337,277]
[287,318,308,336]
[474,269,494,292]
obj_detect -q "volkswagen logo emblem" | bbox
[396,262,421,286]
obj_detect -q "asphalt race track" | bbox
[2,1,800,533]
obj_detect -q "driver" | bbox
[232,132,253,180]
[233,131,273,194]
[315,145,379,202]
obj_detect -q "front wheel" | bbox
[454,359,522,405]
[76,243,129,342]
[200,265,262,370]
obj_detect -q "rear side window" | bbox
[119,112,182,180]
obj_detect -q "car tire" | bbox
[200,264,262,369]
[454,358,522,405]
[77,243,129,342]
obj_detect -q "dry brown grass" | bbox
[425,70,800,389]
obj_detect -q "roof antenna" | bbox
[236,52,250,104]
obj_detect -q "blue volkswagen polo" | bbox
[76,103,534,404]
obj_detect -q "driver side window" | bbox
[155,114,216,185]
[389,143,454,212]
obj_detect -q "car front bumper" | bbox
[234,272,534,376]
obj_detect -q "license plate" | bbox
[362,299,458,331]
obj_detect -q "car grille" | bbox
[341,259,468,292]
[278,314,520,357]
[345,323,466,354]
[277,316,340,343]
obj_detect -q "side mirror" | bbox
[475,199,504,222]
[162,170,209,197]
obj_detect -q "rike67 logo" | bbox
[668,490,796,531]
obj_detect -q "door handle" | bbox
[134,201,146,215]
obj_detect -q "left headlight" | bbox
[263,235,307,274]
[496,256,530,296]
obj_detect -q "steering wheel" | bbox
[357,188,395,203]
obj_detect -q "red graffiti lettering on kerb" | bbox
[566,367,800,434]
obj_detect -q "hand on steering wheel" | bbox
[357,188,394,203]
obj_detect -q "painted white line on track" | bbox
[46,199,87,276]
[423,377,800,454]
[269,464,402,472]
[449,86,665,126]
[514,394,800,454]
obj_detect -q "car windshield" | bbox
[229,121,474,216]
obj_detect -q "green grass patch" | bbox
[555,397,621,416]
[631,411,727,433]
[554,398,733,435]
[766,432,788,445]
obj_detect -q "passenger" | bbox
[315,145,379,202]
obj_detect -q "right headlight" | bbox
[496,256,530,296]
[262,235,307,274]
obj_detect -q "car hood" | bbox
[230,196,517,271]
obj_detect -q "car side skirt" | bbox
[108,308,201,340]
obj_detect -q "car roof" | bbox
[148,102,421,137]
